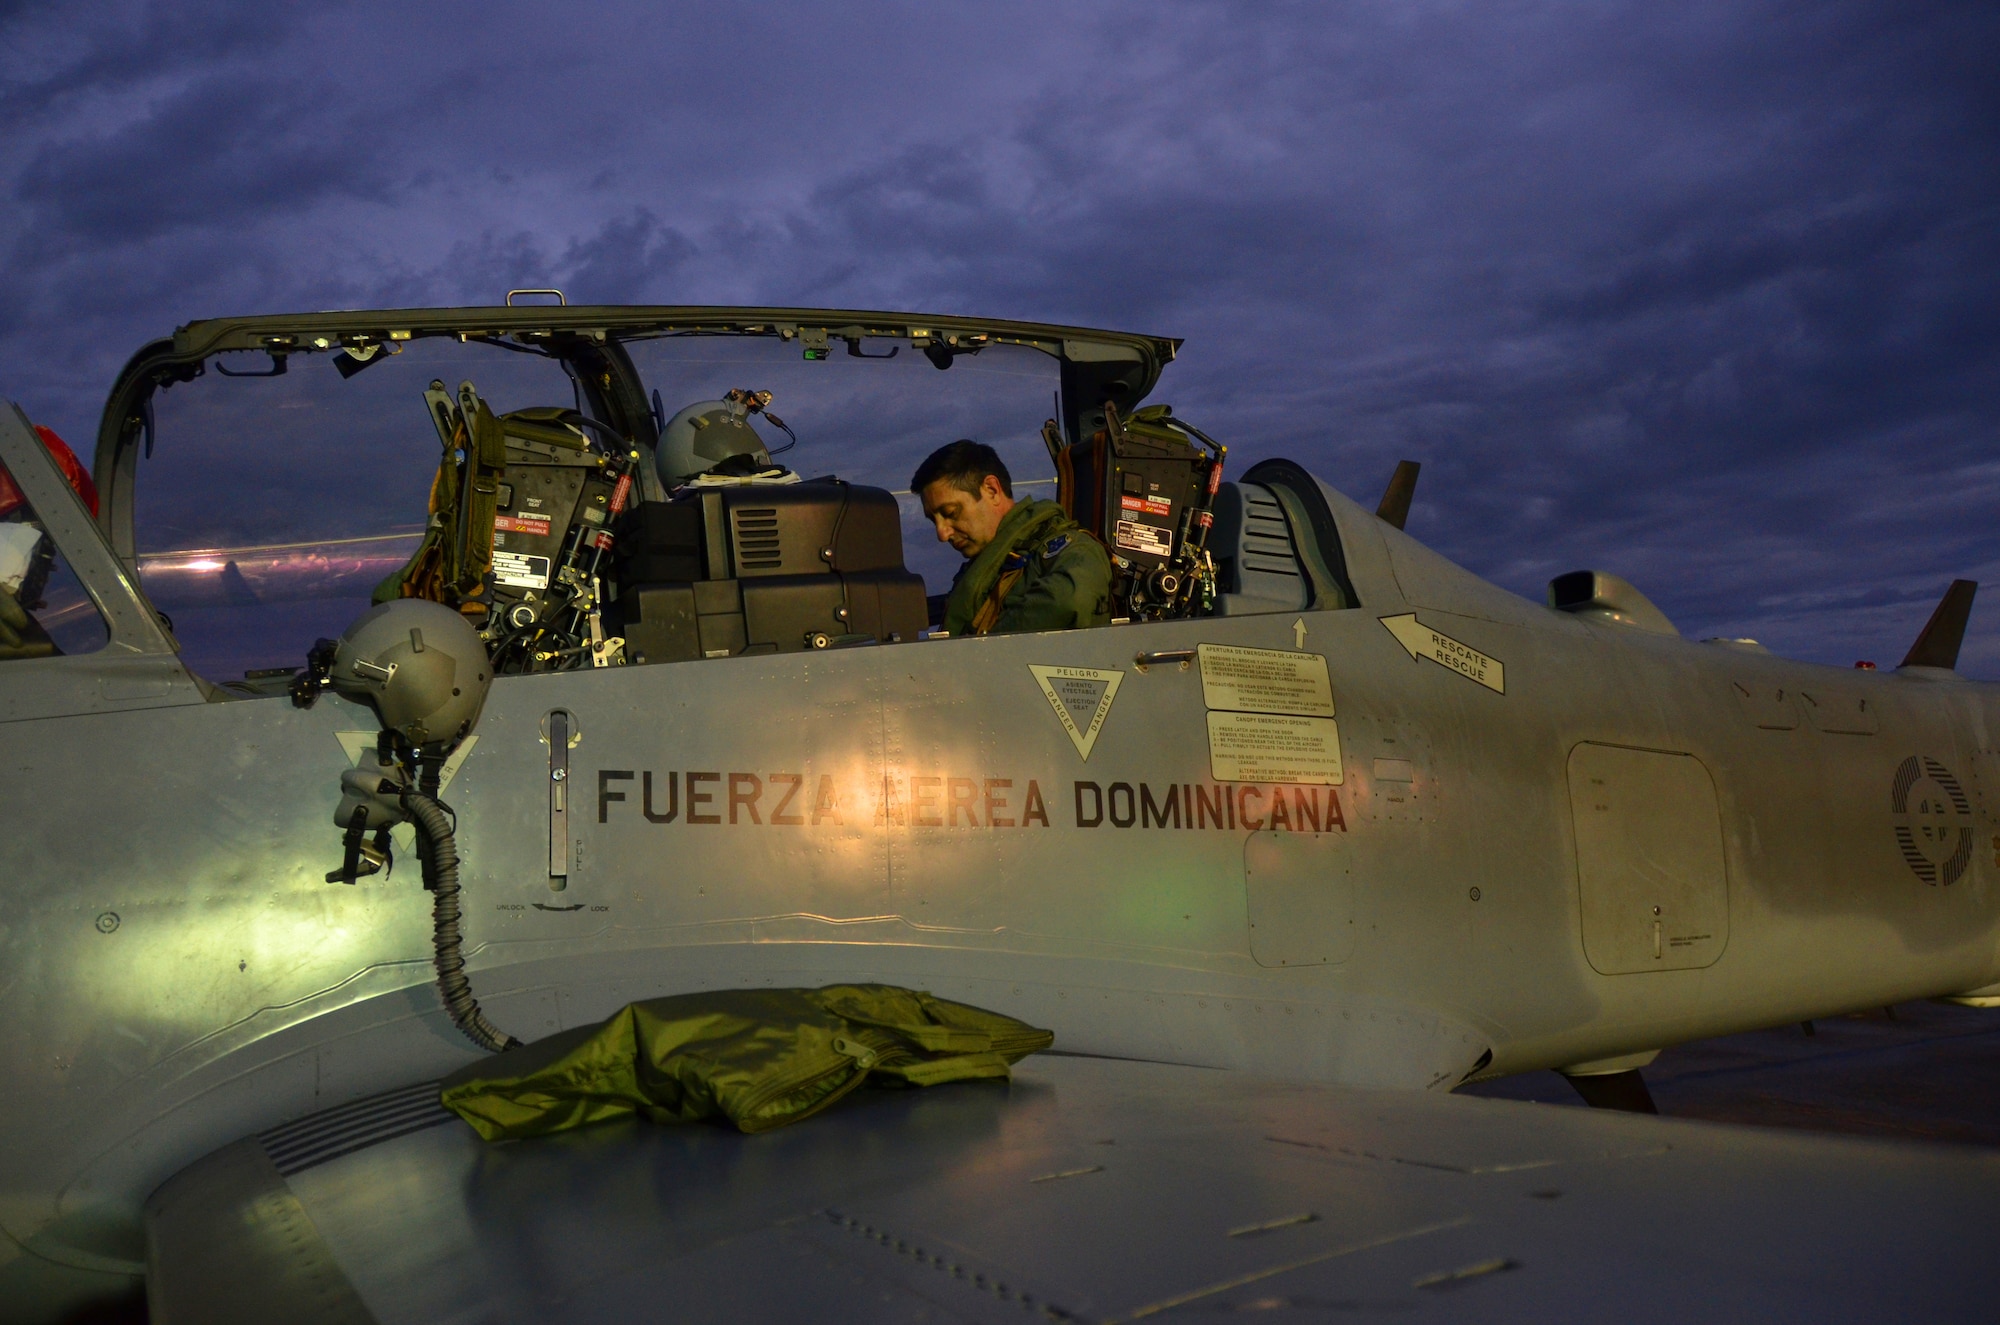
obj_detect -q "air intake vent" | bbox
[1547,569,1678,636]
[257,1081,454,1177]
[1240,491,1302,578]
[732,508,783,570]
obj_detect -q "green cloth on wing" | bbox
[942,497,1111,636]
[439,984,1054,1140]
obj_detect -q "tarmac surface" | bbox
[1458,1000,2000,1147]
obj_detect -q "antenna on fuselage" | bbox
[1375,459,1421,530]
[1900,579,1978,671]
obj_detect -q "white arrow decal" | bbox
[1379,614,1505,694]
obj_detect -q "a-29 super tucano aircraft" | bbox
[2,301,1998,1323]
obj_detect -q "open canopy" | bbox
[94,303,1180,562]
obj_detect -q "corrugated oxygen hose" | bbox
[403,789,522,1054]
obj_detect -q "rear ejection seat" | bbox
[610,483,926,662]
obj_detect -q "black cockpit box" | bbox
[616,501,705,583]
[724,483,907,576]
[612,482,924,662]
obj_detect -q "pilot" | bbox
[913,440,1111,635]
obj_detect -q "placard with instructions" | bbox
[1206,711,1344,785]
[493,551,552,589]
[1197,643,1335,718]
[1197,643,1342,783]
[1114,520,1173,558]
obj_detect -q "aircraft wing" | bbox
[145,1055,2000,1323]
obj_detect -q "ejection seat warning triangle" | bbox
[1029,665,1123,761]
[1379,614,1504,694]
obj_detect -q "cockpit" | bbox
[466,384,933,669]
[58,304,1356,689]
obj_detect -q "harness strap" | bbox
[970,561,1026,635]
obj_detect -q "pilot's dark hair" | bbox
[910,440,1012,500]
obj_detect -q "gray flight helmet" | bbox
[329,599,492,750]
[656,397,771,487]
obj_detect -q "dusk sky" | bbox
[3,1,1995,671]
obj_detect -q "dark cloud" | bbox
[0,1,304,124]
[1,0,1995,670]
[15,74,396,252]
[559,211,697,305]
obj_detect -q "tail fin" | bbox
[1899,580,1977,670]
[1375,460,1421,530]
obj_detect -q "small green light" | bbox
[803,348,827,360]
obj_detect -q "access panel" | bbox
[1245,827,1355,967]
[1567,743,1729,974]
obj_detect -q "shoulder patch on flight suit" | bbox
[1042,533,1070,560]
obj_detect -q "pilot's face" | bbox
[919,475,1014,559]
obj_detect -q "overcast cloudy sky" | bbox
[2,0,1995,671]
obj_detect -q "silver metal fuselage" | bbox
[3,410,1997,1294]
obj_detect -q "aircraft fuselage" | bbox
[5,466,1996,1297]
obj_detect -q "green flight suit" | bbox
[942,497,1112,636]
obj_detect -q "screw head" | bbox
[95,912,120,934]
[1468,887,1481,902]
